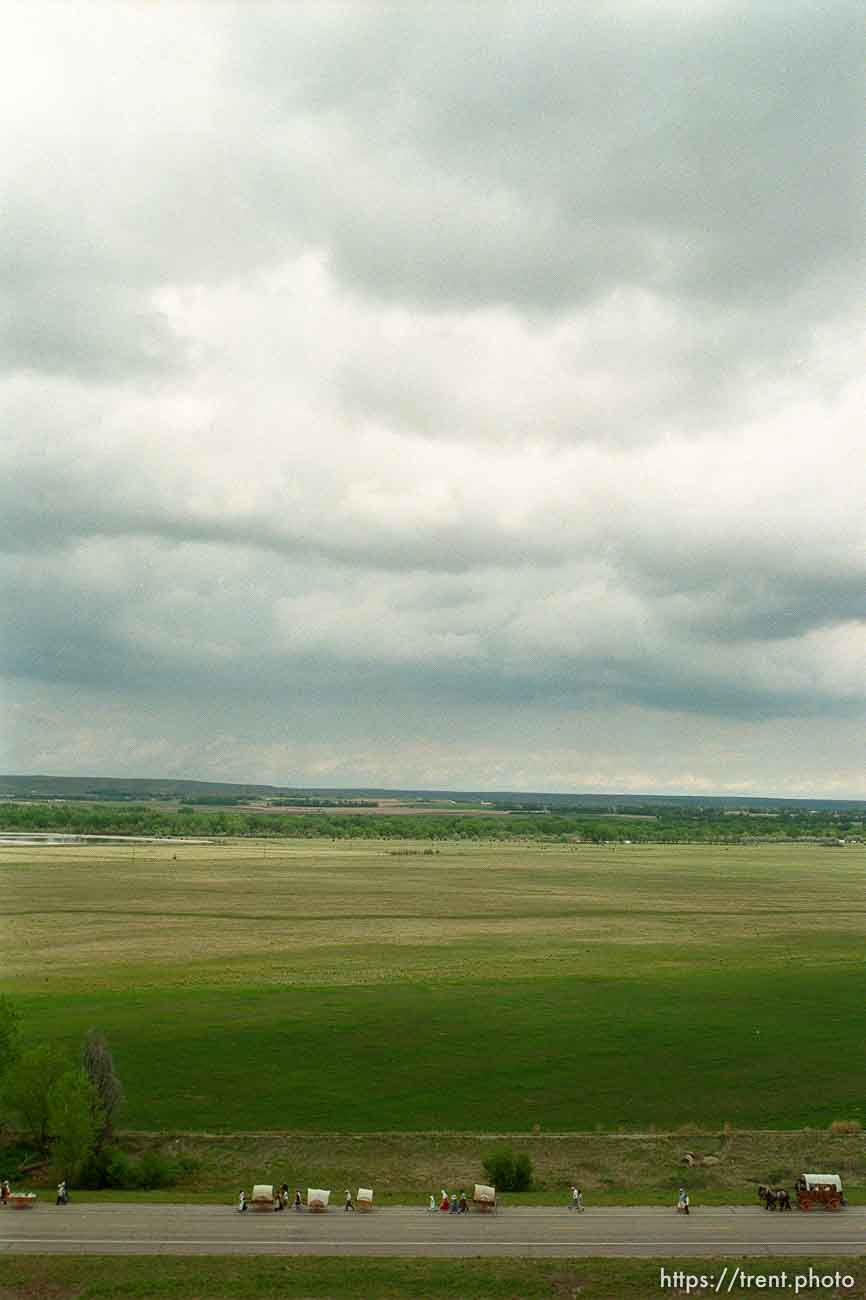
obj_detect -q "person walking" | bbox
[428,1193,436,1212]
[56,1181,68,1206]
[1,1179,10,1206]
[344,1189,355,1211]
[458,1191,468,1214]
[449,1190,460,1214]
[238,1190,247,1212]
[677,1187,690,1215]
[439,1189,450,1212]
[293,1189,303,1211]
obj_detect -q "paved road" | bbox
[2,1204,864,1258]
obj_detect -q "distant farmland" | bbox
[2,838,865,1135]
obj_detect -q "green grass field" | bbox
[2,839,865,1133]
[1,1255,864,1300]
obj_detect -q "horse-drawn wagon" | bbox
[796,1173,843,1211]
[473,1183,496,1213]
[356,1187,373,1212]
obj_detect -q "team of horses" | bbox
[758,1184,792,1211]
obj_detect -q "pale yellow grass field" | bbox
[2,839,864,992]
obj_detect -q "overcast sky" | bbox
[2,1,864,797]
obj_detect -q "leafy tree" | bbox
[1,1044,68,1152]
[81,1028,123,1146]
[48,1069,102,1184]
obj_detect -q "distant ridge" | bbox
[1,774,864,811]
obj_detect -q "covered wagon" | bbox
[796,1174,843,1211]
[250,1184,275,1212]
[356,1187,374,1212]
[307,1188,330,1213]
[473,1183,496,1213]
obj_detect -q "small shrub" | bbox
[79,1146,133,1190]
[482,1146,533,1192]
[829,1119,862,1135]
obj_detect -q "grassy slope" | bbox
[14,1129,866,1205]
[3,840,865,1134]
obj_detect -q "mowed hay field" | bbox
[2,839,865,1133]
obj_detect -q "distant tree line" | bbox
[265,797,379,808]
[0,801,861,843]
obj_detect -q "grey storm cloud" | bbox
[1,1,864,795]
[232,2,862,310]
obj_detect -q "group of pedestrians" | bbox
[429,1189,469,1214]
